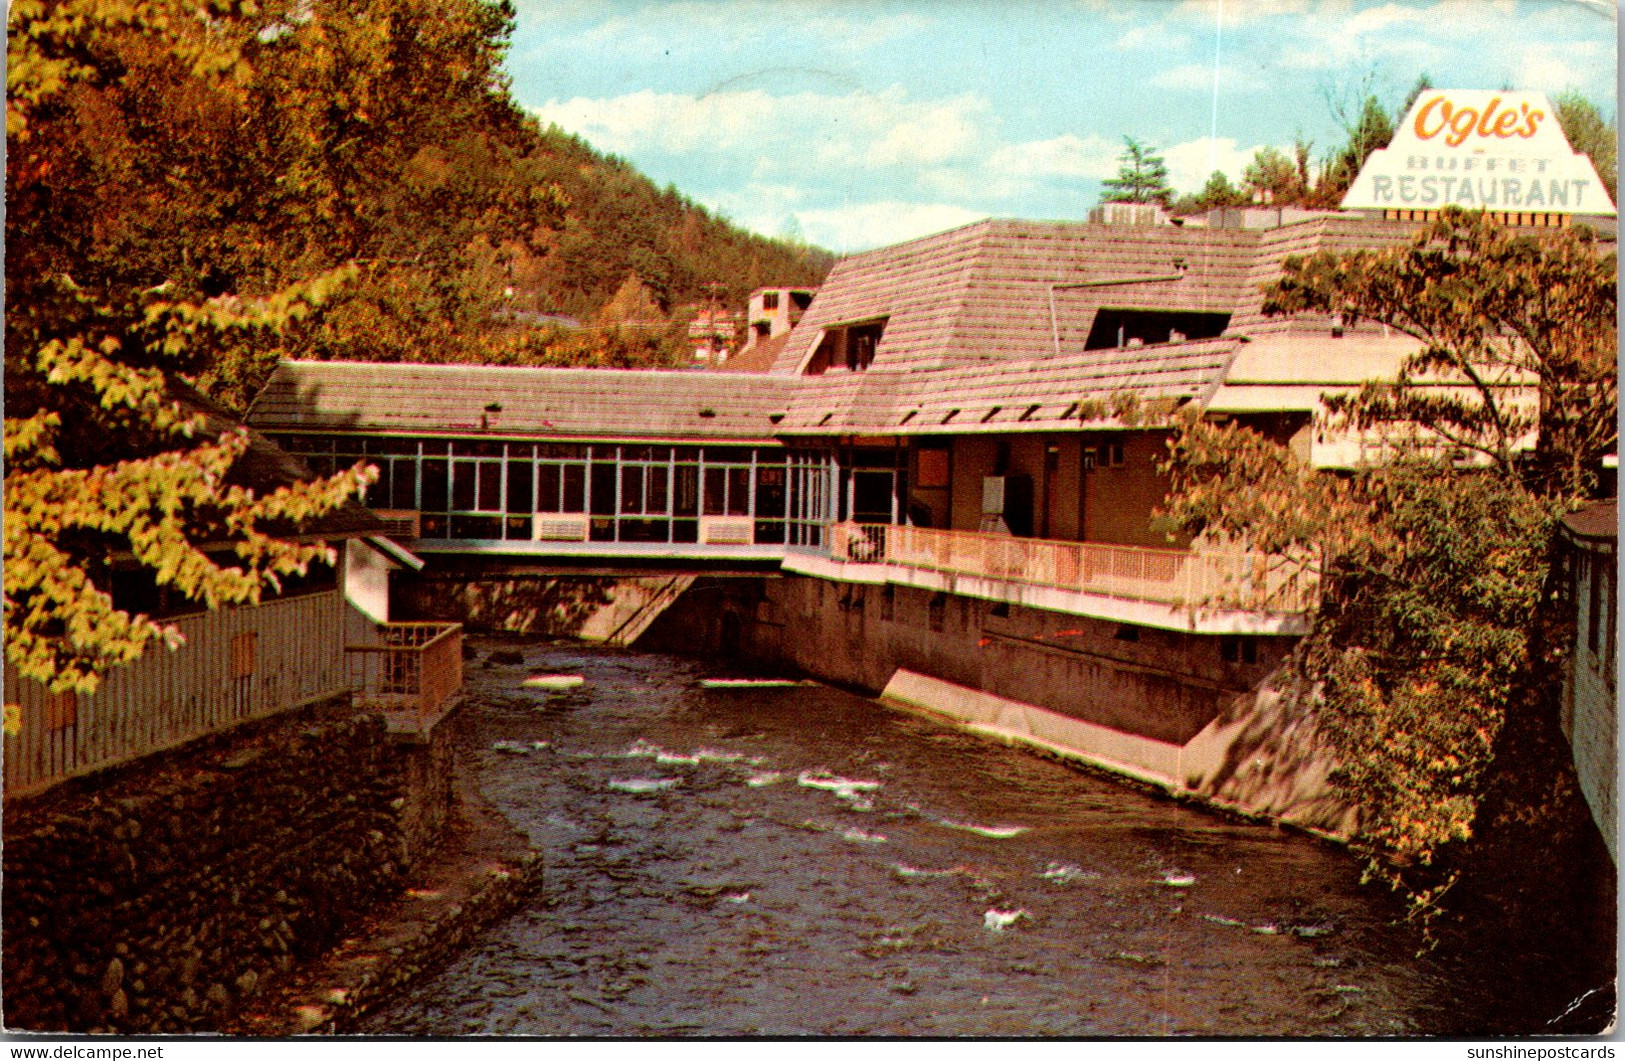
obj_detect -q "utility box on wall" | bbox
[979,475,1032,536]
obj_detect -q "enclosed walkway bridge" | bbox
[246,358,1317,638]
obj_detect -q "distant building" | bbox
[738,287,815,354]
[686,305,742,365]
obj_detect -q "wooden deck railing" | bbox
[345,622,464,731]
[3,591,351,798]
[828,522,1319,614]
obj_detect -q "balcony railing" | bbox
[828,522,1318,615]
[346,622,464,731]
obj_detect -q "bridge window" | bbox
[295,434,835,549]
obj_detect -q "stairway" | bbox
[577,575,696,647]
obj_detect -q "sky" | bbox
[503,0,1619,253]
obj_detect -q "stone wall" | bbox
[2,702,456,1034]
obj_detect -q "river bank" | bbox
[229,702,544,1034]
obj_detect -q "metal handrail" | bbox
[827,522,1318,614]
[346,621,463,728]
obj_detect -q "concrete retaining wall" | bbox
[731,574,1353,835]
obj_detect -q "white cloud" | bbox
[1160,136,1280,192]
[1515,41,1612,95]
[1114,24,1190,50]
[1173,0,1314,26]
[1341,2,1427,35]
[532,86,992,170]
[796,201,989,253]
[1150,62,1268,93]
[987,133,1121,181]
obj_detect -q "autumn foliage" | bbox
[1164,208,1616,925]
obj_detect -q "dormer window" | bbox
[1085,309,1230,350]
[804,317,889,374]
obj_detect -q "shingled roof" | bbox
[768,218,1265,375]
[247,361,793,443]
[778,338,1238,436]
[765,215,1452,376]
[172,380,390,541]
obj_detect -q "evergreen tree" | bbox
[1170,170,1251,214]
[1316,94,1396,203]
[1099,137,1173,207]
[1553,90,1618,206]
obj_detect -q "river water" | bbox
[363,639,1576,1037]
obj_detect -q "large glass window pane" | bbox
[620,466,644,514]
[703,467,726,516]
[538,465,561,513]
[562,465,587,513]
[507,460,533,515]
[452,461,477,510]
[727,468,750,516]
[590,463,617,516]
[450,515,501,539]
[619,518,668,542]
[755,465,785,519]
[674,466,699,517]
[478,462,502,511]
[390,459,417,509]
[646,466,669,513]
[420,459,448,511]
[853,470,893,522]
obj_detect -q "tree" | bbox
[1171,170,1252,214]
[1242,146,1308,205]
[1315,93,1396,204]
[1265,208,1617,497]
[5,1,377,695]
[1553,90,1618,207]
[1100,137,1173,208]
[1162,207,1617,930]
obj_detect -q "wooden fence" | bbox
[829,522,1319,614]
[346,622,463,732]
[3,591,353,798]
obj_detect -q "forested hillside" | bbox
[8,0,833,414]
[522,127,832,323]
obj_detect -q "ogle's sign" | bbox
[1341,90,1615,215]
